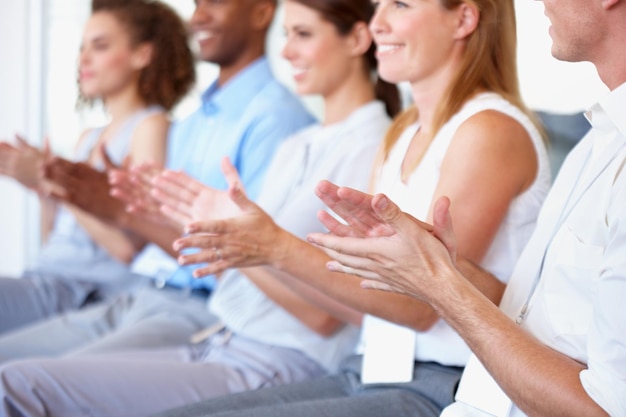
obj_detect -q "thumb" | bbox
[228,181,256,213]
[121,155,133,169]
[371,193,406,227]
[432,196,457,262]
[43,136,52,157]
[221,156,244,192]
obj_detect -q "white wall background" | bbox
[0,0,608,275]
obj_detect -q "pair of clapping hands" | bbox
[145,156,460,306]
[18,137,460,302]
[0,135,63,196]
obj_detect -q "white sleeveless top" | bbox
[359,93,551,366]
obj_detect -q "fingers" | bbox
[42,136,52,158]
[325,261,382,280]
[317,210,362,237]
[432,196,457,261]
[189,262,229,278]
[176,245,222,266]
[159,202,192,228]
[360,279,398,293]
[370,193,433,234]
[316,180,389,235]
[151,174,198,207]
[221,157,243,191]
[307,232,373,259]
[175,222,228,247]
[157,170,207,196]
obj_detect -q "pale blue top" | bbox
[163,57,315,290]
[32,106,163,297]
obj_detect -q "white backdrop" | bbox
[0,0,608,275]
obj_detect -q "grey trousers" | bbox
[0,283,217,363]
[0,273,98,334]
[154,355,463,417]
[0,332,325,417]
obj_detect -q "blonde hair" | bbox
[381,0,540,168]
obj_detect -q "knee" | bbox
[0,361,45,417]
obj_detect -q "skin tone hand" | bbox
[172,157,286,278]
[310,181,608,417]
[43,144,128,223]
[108,161,178,229]
[309,181,457,297]
[0,135,52,193]
[151,157,242,231]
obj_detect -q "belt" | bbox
[152,278,211,299]
[189,321,231,344]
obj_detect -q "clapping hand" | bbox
[308,180,458,302]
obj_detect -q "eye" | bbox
[92,41,110,51]
[295,29,312,39]
[394,0,408,8]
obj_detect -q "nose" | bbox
[79,46,90,66]
[281,36,295,61]
[369,4,388,37]
[190,2,210,28]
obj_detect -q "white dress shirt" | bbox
[443,82,626,417]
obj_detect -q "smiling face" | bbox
[78,11,143,99]
[281,0,365,97]
[190,0,260,66]
[369,0,461,86]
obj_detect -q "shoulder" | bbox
[243,85,315,136]
[132,111,170,140]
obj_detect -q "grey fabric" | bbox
[535,110,591,179]
[0,273,98,334]
[0,333,325,417]
[0,283,216,363]
[154,355,462,417]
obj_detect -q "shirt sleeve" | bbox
[234,109,313,201]
[579,163,626,417]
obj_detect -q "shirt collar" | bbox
[584,81,626,137]
[200,57,274,117]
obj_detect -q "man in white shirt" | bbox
[307,0,626,415]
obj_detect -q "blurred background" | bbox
[0,0,607,276]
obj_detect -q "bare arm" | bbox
[309,195,609,417]
[68,115,169,262]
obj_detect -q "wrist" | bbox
[270,228,297,270]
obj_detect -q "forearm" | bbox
[455,256,506,305]
[118,212,181,257]
[432,271,608,417]
[39,195,57,244]
[68,206,143,264]
[239,266,347,337]
[274,231,441,331]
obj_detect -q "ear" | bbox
[130,42,154,71]
[453,2,480,40]
[250,0,276,31]
[347,21,373,57]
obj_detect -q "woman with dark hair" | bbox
[0,0,194,334]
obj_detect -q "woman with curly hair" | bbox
[0,0,195,335]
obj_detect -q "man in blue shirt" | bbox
[0,0,314,362]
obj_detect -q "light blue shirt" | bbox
[165,57,315,290]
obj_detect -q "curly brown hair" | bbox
[80,0,196,111]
